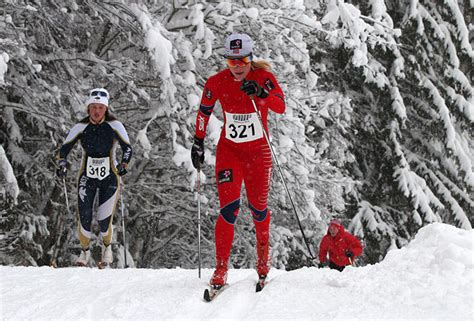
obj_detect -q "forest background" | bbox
[1,0,472,270]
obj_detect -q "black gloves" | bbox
[56,159,67,178]
[240,80,269,98]
[345,250,354,258]
[116,163,128,176]
[191,137,205,170]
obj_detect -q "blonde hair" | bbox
[251,59,271,71]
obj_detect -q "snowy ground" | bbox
[1,223,473,321]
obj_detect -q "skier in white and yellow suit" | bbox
[56,88,132,267]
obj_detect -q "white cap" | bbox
[86,88,109,107]
[224,33,253,58]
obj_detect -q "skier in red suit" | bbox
[191,33,286,287]
[319,219,363,271]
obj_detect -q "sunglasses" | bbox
[226,55,252,68]
[90,90,108,98]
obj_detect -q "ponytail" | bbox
[105,110,117,121]
[251,59,271,72]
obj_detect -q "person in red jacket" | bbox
[191,33,285,288]
[318,219,363,271]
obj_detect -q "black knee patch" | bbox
[249,204,268,222]
[220,199,240,224]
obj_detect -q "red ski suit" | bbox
[319,221,363,267]
[195,67,285,283]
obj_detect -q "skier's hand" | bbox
[345,250,354,258]
[240,80,268,98]
[56,159,68,178]
[191,137,205,170]
[116,163,128,176]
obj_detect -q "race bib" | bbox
[225,112,263,143]
[86,157,110,180]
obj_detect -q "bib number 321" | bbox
[225,112,263,143]
[86,157,110,180]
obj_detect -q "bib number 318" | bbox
[86,157,110,180]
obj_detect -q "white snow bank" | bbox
[1,223,472,320]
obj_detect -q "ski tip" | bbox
[256,275,266,292]
[203,289,211,302]
[203,284,226,302]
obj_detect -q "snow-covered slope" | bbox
[2,223,472,320]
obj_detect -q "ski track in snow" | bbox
[1,223,473,321]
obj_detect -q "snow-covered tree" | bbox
[1,0,471,269]
[312,0,472,262]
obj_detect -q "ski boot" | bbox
[98,244,113,269]
[204,262,228,302]
[76,248,91,267]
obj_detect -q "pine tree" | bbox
[313,0,472,263]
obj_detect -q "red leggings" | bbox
[214,139,273,275]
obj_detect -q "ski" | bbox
[74,261,111,269]
[255,275,267,292]
[97,262,111,269]
[203,284,227,302]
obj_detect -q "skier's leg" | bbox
[211,142,243,286]
[76,174,96,265]
[244,143,272,277]
[77,174,96,249]
[96,173,119,264]
[253,213,271,276]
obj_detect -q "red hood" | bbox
[327,221,345,236]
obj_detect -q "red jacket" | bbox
[319,221,363,267]
[195,68,285,149]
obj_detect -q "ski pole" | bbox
[197,169,202,278]
[349,257,355,266]
[246,85,315,260]
[50,178,70,267]
[120,183,128,268]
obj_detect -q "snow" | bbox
[321,0,340,25]
[25,4,37,11]
[0,145,19,204]
[0,52,9,85]
[130,4,175,79]
[245,7,259,20]
[137,128,152,159]
[445,0,474,58]
[2,223,472,320]
[390,86,407,123]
